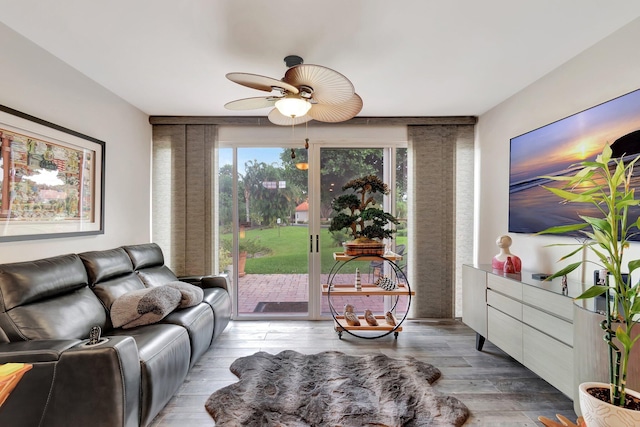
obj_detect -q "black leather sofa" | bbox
[0,243,231,427]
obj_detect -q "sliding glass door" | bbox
[218,141,407,320]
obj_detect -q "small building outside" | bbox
[295,201,309,223]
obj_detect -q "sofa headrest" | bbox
[79,248,134,286]
[122,243,164,270]
[0,254,88,311]
[0,254,106,341]
[137,266,178,288]
[3,288,107,341]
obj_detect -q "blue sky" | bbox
[219,147,284,175]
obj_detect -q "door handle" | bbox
[316,235,319,252]
[310,235,313,253]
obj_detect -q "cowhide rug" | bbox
[205,350,469,426]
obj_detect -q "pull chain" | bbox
[291,120,296,158]
[305,120,309,149]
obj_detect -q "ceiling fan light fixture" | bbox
[226,57,361,125]
[275,95,312,118]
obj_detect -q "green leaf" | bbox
[558,245,586,261]
[611,160,625,187]
[599,145,612,164]
[542,186,594,203]
[589,245,611,264]
[618,198,640,208]
[538,175,575,182]
[576,285,610,300]
[629,260,640,275]
[575,166,595,179]
[580,216,611,233]
[616,326,632,349]
[547,262,581,280]
[593,229,611,247]
[536,223,588,235]
[618,193,640,208]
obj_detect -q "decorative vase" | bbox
[504,256,515,274]
[579,382,640,426]
[238,251,247,277]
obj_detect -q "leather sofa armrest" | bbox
[0,336,141,427]
[179,274,229,291]
[0,339,82,363]
[50,336,141,427]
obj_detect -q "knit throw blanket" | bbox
[205,350,469,426]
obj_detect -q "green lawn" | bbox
[221,225,406,274]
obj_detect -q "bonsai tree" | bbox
[539,144,640,409]
[329,175,399,243]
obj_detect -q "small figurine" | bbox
[385,311,396,326]
[364,309,378,326]
[354,268,361,291]
[598,269,608,286]
[344,304,360,326]
[492,235,522,273]
[375,276,397,291]
[561,275,568,296]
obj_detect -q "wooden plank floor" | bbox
[150,319,577,426]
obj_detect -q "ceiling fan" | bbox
[224,55,363,126]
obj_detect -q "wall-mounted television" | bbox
[509,88,640,240]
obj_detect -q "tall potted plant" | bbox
[539,145,640,425]
[329,175,399,255]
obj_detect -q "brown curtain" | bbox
[151,124,217,276]
[408,125,475,318]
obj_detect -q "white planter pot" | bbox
[579,382,640,427]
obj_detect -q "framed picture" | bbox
[509,88,640,240]
[0,105,105,241]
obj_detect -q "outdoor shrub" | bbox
[221,237,272,258]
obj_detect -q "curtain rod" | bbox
[148,116,477,126]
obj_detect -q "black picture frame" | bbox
[0,105,105,241]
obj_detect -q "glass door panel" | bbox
[319,148,382,317]
[319,147,410,320]
[219,147,310,317]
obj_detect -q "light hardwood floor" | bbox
[150,319,576,426]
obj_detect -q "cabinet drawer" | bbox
[487,274,523,300]
[523,324,574,397]
[488,289,522,321]
[523,305,573,346]
[488,306,523,363]
[523,286,573,322]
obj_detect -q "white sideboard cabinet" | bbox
[462,264,576,397]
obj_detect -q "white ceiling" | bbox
[1,1,640,118]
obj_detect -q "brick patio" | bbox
[235,273,410,316]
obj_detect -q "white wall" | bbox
[0,23,151,262]
[476,17,640,284]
